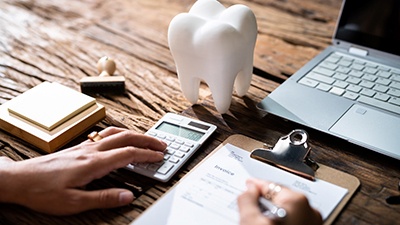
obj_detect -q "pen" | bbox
[258,197,287,219]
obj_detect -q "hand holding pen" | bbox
[237,178,322,225]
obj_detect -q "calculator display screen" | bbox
[156,122,205,141]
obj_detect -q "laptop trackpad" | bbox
[330,104,399,158]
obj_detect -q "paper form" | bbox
[165,144,348,225]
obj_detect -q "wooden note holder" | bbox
[0,82,106,153]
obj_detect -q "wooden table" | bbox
[0,0,399,224]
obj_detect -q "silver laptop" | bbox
[257,0,400,160]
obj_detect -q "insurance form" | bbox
[132,144,348,225]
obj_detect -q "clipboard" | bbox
[132,132,360,225]
[224,133,360,225]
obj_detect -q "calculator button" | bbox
[156,133,166,139]
[184,142,194,147]
[170,143,180,149]
[166,136,175,141]
[137,163,149,169]
[147,164,161,172]
[166,148,175,155]
[174,151,185,158]
[179,146,190,152]
[175,139,184,145]
[147,131,157,137]
[169,156,180,164]
[157,162,174,174]
[126,164,134,170]
[163,140,171,146]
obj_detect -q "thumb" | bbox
[238,180,261,215]
[71,188,134,212]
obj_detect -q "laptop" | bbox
[257,0,400,160]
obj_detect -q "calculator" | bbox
[125,113,217,182]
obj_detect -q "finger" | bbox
[79,146,164,179]
[0,156,14,163]
[238,180,261,215]
[248,179,289,202]
[312,208,323,224]
[82,127,127,144]
[98,126,127,137]
[97,130,167,152]
[60,188,134,215]
[100,146,165,165]
[0,157,15,170]
[238,179,271,225]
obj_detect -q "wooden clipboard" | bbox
[222,134,360,225]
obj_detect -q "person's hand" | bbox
[0,127,167,215]
[237,178,322,225]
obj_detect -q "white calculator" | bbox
[125,113,217,182]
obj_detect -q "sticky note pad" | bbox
[7,82,96,131]
[0,81,106,152]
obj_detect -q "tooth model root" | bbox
[168,0,258,113]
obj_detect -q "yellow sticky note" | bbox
[8,82,95,131]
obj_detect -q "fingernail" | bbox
[119,191,134,204]
[246,179,256,190]
[160,140,168,147]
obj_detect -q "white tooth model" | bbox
[168,0,258,113]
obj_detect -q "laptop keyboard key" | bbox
[343,91,359,100]
[389,97,400,106]
[360,80,375,89]
[351,64,365,71]
[360,89,376,97]
[346,84,362,93]
[388,88,400,97]
[364,67,378,74]
[376,77,391,86]
[299,77,319,87]
[333,80,348,89]
[373,84,389,93]
[320,61,338,70]
[362,74,377,81]
[377,71,391,78]
[329,87,345,96]
[336,66,351,74]
[349,70,364,77]
[316,83,331,91]
[390,81,400,89]
[306,72,335,84]
[392,74,400,82]
[333,73,348,81]
[314,67,335,76]
[375,93,390,102]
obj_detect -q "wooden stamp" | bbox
[80,56,125,95]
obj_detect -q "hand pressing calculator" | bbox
[125,113,217,182]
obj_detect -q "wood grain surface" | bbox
[0,0,399,224]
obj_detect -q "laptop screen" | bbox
[335,0,400,56]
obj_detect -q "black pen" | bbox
[258,197,287,219]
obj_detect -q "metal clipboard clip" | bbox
[250,129,319,181]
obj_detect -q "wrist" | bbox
[0,158,20,203]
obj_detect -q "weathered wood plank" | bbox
[0,0,399,224]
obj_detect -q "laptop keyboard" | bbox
[298,52,400,115]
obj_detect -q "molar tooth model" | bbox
[168,0,258,113]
